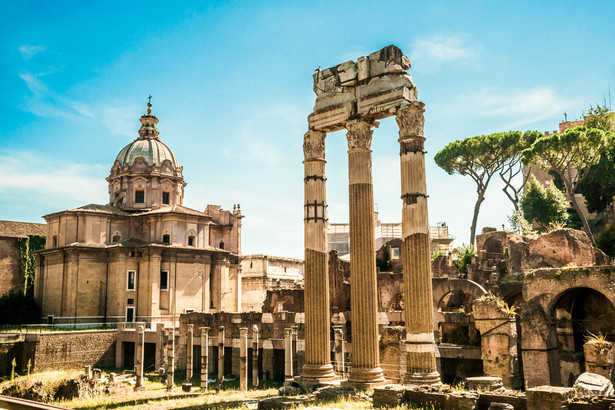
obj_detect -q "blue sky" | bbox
[1,1,614,258]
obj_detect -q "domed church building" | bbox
[34,102,243,325]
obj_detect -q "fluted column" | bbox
[300,129,336,382]
[345,120,387,387]
[396,102,440,385]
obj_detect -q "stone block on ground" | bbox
[574,372,614,396]
[181,382,192,392]
[465,376,505,392]
[526,385,575,410]
[372,384,406,407]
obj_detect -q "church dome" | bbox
[114,101,180,168]
[115,138,179,168]
[107,100,186,211]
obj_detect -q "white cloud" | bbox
[0,151,108,216]
[18,45,45,60]
[411,34,484,74]
[437,87,579,129]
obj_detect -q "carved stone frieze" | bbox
[303,129,326,161]
[396,102,425,141]
[346,121,378,150]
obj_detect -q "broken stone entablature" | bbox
[309,45,416,132]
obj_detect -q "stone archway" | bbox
[550,287,615,386]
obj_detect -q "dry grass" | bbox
[59,378,279,409]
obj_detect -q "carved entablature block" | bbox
[396,102,425,141]
[309,45,417,132]
[346,121,378,150]
[303,130,326,161]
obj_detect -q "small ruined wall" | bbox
[29,331,116,371]
[0,237,22,295]
[0,335,24,376]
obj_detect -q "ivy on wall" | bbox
[15,235,45,296]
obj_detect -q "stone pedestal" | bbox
[166,327,175,390]
[200,327,209,390]
[584,339,614,379]
[473,297,520,389]
[135,324,144,390]
[299,129,336,382]
[252,325,259,388]
[218,326,225,385]
[396,104,440,386]
[333,326,345,376]
[285,327,294,381]
[240,327,248,392]
[345,120,387,388]
[186,324,193,383]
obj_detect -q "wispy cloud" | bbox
[0,151,108,214]
[410,34,484,74]
[18,45,45,60]
[222,103,305,164]
[439,87,578,129]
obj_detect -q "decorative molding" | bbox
[303,129,326,161]
[346,120,378,150]
[396,102,425,140]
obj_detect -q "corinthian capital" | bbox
[396,102,425,140]
[346,120,379,150]
[303,129,326,161]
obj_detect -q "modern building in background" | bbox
[327,212,454,258]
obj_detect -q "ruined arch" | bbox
[432,278,488,309]
[549,286,615,386]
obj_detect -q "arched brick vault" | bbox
[522,268,615,316]
[432,278,488,308]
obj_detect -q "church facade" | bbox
[34,102,243,325]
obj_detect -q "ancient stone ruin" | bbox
[301,45,439,387]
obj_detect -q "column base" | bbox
[404,371,442,386]
[344,367,390,389]
[298,363,338,383]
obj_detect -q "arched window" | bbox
[112,232,122,243]
[219,240,224,249]
[188,235,195,246]
[52,235,58,247]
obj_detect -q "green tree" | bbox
[520,175,569,229]
[499,131,542,211]
[579,105,615,213]
[453,244,476,277]
[596,226,615,258]
[523,126,613,244]
[435,133,509,245]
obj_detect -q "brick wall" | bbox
[29,331,116,371]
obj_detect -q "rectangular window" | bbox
[162,191,170,205]
[162,234,170,244]
[160,270,169,291]
[126,307,135,323]
[135,190,145,203]
[127,298,134,305]
[127,270,136,291]
[188,236,194,246]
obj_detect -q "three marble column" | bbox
[300,103,439,386]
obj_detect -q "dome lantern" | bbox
[106,99,186,211]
